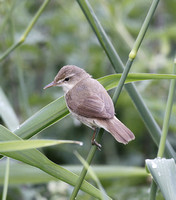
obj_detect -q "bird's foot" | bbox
[91,139,102,151]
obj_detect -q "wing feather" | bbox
[65,78,114,119]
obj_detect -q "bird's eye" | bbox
[64,77,70,82]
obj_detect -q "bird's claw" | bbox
[91,139,102,151]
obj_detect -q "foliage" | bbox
[0,0,176,199]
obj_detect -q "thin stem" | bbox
[149,56,176,200]
[0,0,51,62]
[2,158,10,200]
[70,128,104,200]
[74,151,109,200]
[157,58,176,157]
[113,0,159,103]
[112,58,133,103]
[129,0,160,59]
[149,181,157,200]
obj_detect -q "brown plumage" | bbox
[44,65,135,146]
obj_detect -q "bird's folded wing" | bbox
[66,93,113,119]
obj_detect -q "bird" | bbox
[44,65,135,149]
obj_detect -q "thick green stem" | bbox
[0,0,51,62]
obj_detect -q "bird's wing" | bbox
[66,79,114,119]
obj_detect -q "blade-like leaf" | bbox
[0,125,110,199]
[0,139,83,152]
[0,87,19,131]
[15,96,69,139]
[146,158,176,200]
[99,73,176,91]
[0,162,147,185]
[15,73,176,140]
[0,87,19,200]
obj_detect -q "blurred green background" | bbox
[0,0,176,199]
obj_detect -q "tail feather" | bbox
[95,116,135,144]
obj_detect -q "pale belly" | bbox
[69,110,99,129]
[65,94,100,129]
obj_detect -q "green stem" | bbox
[157,58,176,157]
[149,181,157,200]
[112,58,133,103]
[0,0,51,62]
[2,158,10,200]
[113,0,159,103]
[70,129,104,200]
[149,56,176,200]
[129,0,159,59]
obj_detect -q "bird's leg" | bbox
[91,128,102,151]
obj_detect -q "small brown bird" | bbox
[44,65,135,149]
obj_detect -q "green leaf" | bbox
[15,96,69,139]
[98,73,176,91]
[146,158,176,200]
[0,125,108,199]
[0,87,19,131]
[15,73,176,140]
[0,162,147,185]
[0,139,83,152]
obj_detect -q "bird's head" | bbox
[44,65,90,93]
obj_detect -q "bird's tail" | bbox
[95,116,135,144]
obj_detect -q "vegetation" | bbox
[0,0,176,199]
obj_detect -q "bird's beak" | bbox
[43,81,56,89]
